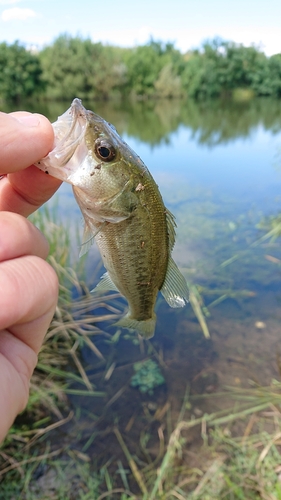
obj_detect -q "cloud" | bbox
[1,7,37,21]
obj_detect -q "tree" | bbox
[180,38,279,100]
[0,41,43,102]
[39,35,127,101]
[154,63,183,98]
[124,40,184,98]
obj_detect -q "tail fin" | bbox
[114,313,156,339]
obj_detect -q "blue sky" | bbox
[0,0,281,55]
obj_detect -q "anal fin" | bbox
[160,257,189,307]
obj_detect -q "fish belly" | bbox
[95,203,168,322]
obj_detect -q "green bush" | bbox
[0,41,43,102]
[1,35,281,103]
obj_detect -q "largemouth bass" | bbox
[36,99,188,338]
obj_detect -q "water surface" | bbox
[51,98,281,294]
[8,97,281,468]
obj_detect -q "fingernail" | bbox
[16,114,40,127]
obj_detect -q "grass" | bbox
[0,206,124,496]
[30,206,124,394]
[2,389,281,499]
[146,383,281,499]
[1,206,281,499]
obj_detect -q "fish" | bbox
[36,98,188,338]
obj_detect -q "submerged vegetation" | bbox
[130,359,165,395]
[1,36,281,103]
[1,179,281,497]
[1,58,281,495]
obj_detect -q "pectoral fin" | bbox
[160,257,189,307]
[79,224,94,257]
[79,222,106,257]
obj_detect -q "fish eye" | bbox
[95,139,116,162]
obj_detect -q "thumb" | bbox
[0,111,54,173]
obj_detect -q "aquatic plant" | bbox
[2,206,281,499]
[257,213,281,240]
[0,206,121,487]
[130,359,165,395]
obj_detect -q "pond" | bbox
[7,97,281,480]
[45,97,281,327]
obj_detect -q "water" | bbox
[8,98,281,467]
[55,98,281,295]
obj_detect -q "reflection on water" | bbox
[45,101,281,331]
[6,98,281,470]
[47,98,281,296]
[43,99,281,436]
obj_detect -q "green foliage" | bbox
[267,54,281,97]
[180,38,279,99]
[130,359,165,394]
[154,63,183,98]
[39,34,127,101]
[1,35,281,103]
[124,39,183,98]
[0,41,43,102]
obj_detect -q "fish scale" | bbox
[93,190,168,322]
[35,98,189,338]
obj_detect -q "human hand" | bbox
[0,111,61,216]
[0,111,62,442]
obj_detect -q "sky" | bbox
[0,0,281,56]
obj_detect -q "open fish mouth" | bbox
[36,98,88,182]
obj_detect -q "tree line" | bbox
[0,35,281,103]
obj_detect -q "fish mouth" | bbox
[35,99,89,182]
[55,98,87,147]
[70,98,86,120]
